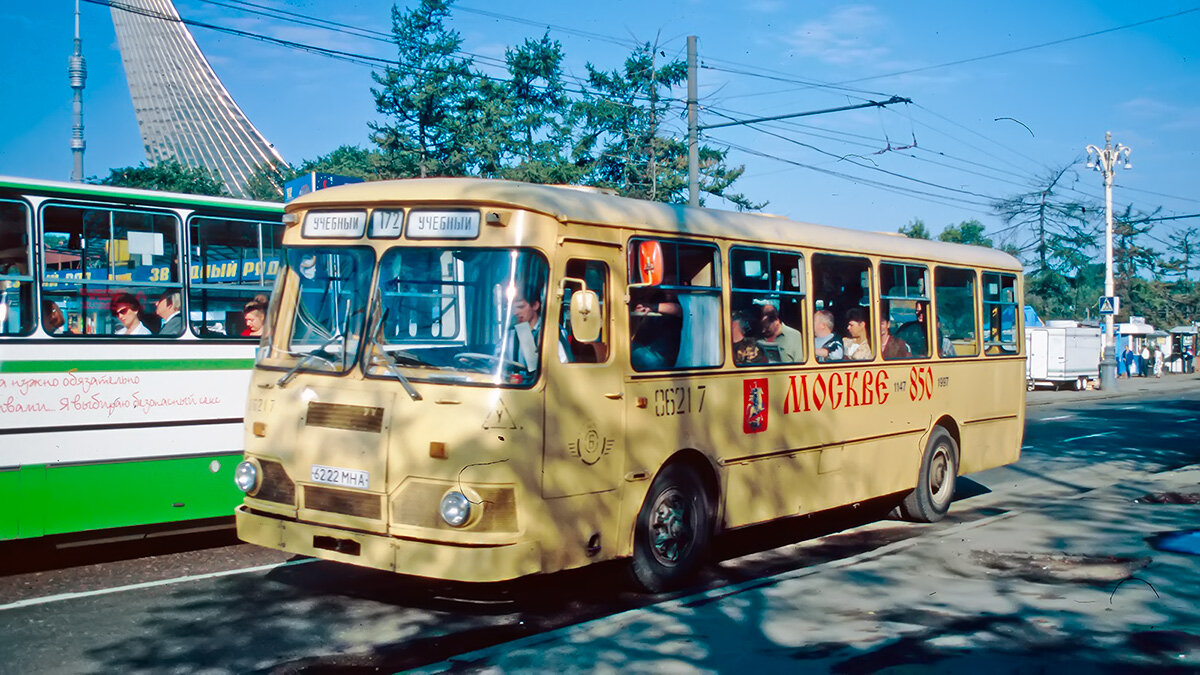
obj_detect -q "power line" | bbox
[833,6,1200,87]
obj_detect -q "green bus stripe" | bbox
[0,358,255,374]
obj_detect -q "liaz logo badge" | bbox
[743,378,768,434]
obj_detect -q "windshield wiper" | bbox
[277,332,343,388]
[367,297,422,401]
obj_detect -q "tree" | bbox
[575,42,760,209]
[992,164,1094,278]
[498,34,582,184]
[899,218,930,239]
[938,219,993,247]
[93,159,227,196]
[370,0,476,178]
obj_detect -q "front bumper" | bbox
[236,505,542,582]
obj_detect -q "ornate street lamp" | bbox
[1085,131,1132,391]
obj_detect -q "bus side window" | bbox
[730,246,805,366]
[880,261,929,360]
[0,200,34,336]
[628,238,721,371]
[812,253,873,361]
[188,216,282,338]
[982,272,1018,355]
[934,267,977,357]
[40,204,182,337]
[560,259,609,363]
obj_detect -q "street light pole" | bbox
[1086,131,1132,391]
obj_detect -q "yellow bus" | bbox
[234,178,1025,591]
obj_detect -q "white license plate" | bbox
[310,464,370,490]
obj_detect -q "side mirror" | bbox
[570,290,602,343]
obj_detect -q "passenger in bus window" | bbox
[731,314,767,365]
[759,303,803,362]
[843,307,873,360]
[244,304,266,337]
[111,293,150,335]
[155,291,183,335]
[879,307,911,360]
[42,299,72,335]
[630,289,681,370]
[812,309,844,362]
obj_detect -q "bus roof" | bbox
[290,177,1022,271]
[0,174,283,215]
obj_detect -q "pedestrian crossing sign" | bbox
[1099,296,1119,315]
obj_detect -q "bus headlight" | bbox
[439,491,471,527]
[235,459,261,495]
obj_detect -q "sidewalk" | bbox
[419,444,1200,673]
[1027,370,1200,407]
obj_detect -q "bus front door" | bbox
[543,252,624,506]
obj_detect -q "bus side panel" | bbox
[0,465,48,540]
[35,453,242,537]
[960,359,1025,474]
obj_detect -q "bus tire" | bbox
[899,427,958,523]
[629,463,712,593]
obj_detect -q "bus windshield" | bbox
[365,247,548,387]
[273,247,374,378]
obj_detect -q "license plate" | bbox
[310,464,370,490]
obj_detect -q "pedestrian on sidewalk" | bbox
[1153,345,1164,378]
[1140,345,1150,377]
[1122,346,1135,378]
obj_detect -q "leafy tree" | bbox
[575,42,760,209]
[498,34,582,184]
[93,159,227,196]
[370,0,475,177]
[899,218,930,239]
[938,219,993,247]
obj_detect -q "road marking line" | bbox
[1063,432,1113,443]
[1039,415,1072,421]
[0,558,315,612]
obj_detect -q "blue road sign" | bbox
[1099,296,1119,315]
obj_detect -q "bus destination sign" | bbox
[407,210,480,239]
[302,211,367,238]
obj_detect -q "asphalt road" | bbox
[1,382,1197,674]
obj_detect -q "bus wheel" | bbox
[629,464,712,593]
[899,427,958,523]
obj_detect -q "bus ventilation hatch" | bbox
[305,402,384,433]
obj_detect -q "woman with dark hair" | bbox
[111,293,150,335]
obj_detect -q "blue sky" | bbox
[2,1,1198,257]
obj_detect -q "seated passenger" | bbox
[155,291,184,335]
[243,302,267,338]
[731,314,767,365]
[41,299,72,335]
[812,309,844,362]
[880,313,911,360]
[759,303,803,362]
[843,307,873,360]
[111,293,150,335]
[630,289,681,371]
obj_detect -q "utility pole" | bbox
[683,35,911,206]
[687,36,699,207]
[69,0,87,182]
[1086,131,1132,391]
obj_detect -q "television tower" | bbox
[69,0,87,182]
